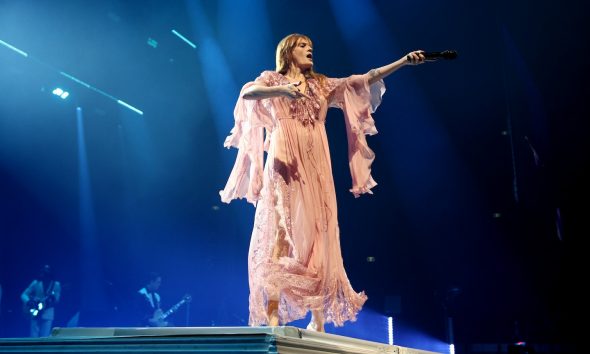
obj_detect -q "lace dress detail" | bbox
[220,70,385,327]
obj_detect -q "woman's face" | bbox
[290,38,313,70]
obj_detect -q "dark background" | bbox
[1,1,586,353]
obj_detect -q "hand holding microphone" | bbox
[405,50,425,65]
[366,49,457,84]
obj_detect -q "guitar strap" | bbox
[44,281,54,298]
[153,292,160,310]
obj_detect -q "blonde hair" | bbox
[275,33,326,86]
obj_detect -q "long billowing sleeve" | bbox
[220,72,275,205]
[328,74,386,197]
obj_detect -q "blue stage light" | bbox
[0,39,29,57]
[117,100,144,115]
[171,29,197,49]
[147,38,158,48]
[59,71,142,114]
[387,316,393,345]
[52,88,69,99]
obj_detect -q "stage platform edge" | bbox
[0,326,441,354]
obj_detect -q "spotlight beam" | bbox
[387,316,394,345]
[171,29,197,49]
[1,38,143,116]
[117,100,143,115]
[59,71,92,89]
[0,38,29,57]
[60,71,118,102]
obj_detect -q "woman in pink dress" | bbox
[221,33,425,332]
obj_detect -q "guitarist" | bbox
[135,272,170,327]
[20,264,61,337]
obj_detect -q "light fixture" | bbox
[52,87,69,99]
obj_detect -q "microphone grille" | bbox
[443,50,458,59]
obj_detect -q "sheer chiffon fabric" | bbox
[220,71,385,327]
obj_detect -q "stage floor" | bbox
[0,326,441,353]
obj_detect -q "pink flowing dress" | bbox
[220,70,385,326]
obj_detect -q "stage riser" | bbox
[0,327,439,354]
[0,337,280,354]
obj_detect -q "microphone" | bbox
[407,50,458,61]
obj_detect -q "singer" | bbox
[220,33,425,332]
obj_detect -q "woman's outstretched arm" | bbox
[367,50,425,85]
[242,81,310,100]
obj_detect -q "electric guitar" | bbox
[23,293,56,319]
[24,299,46,318]
[148,294,192,327]
[23,283,57,319]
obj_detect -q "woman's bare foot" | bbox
[306,310,325,332]
[267,300,279,326]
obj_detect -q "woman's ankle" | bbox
[307,310,325,332]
